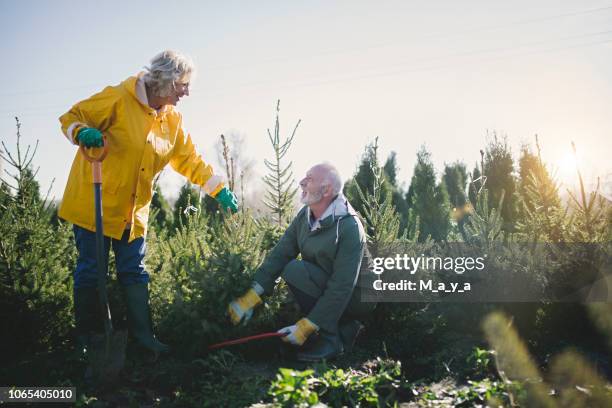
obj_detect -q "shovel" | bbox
[80,138,127,385]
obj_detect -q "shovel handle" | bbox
[79,137,109,183]
[208,331,288,350]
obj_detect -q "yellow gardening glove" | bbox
[278,318,319,346]
[228,288,262,325]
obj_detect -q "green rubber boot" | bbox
[296,330,344,362]
[339,319,364,352]
[123,283,169,356]
[73,287,102,355]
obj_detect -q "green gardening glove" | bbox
[215,187,238,213]
[77,127,103,147]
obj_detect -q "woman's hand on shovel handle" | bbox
[76,127,104,148]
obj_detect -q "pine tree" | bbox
[463,188,504,247]
[516,138,563,242]
[350,148,418,255]
[345,140,410,234]
[344,138,387,212]
[262,100,300,227]
[563,141,609,243]
[173,182,202,230]
[407,146,451,242]
[468,161,483,207]
[482,134,519,233]
[353,163,407,255]
[383,151,399,187]
[383,151,410,232]
[443,161,469,233]
[443,161,468,208]
[0,118,74,361]
[150,183,174,232]
[0,181,10,210]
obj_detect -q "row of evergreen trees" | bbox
[342,133,573,244]
[1,108,610,406]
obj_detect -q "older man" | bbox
[228,163,374,361]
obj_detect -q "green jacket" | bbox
[254,195,372,333]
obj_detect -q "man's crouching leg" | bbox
[281,260,344,362]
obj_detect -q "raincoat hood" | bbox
[307,193,359,244]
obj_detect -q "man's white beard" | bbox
[300,189,323,205]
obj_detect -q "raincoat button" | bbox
[141,168,144,171]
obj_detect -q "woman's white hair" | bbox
[318,163,343,195]
[143,50,195,97]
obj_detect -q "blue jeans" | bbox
[73,225,149,289]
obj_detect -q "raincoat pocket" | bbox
[102,176,121,195]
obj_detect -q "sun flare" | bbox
[558,152,578,173]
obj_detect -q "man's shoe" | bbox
[123,283,169,357]
[296,331,344,362]
[339,319,364,352]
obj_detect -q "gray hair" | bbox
[318,163,343,195]
[143,50,195,97]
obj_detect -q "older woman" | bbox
[59,50,237,355]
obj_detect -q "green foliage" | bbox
[345,139,411,235]
[482,133,520,233]
[0,118,75,361]
[382,151,399,187]
[173,182,202,230]
[468,161,483,207]
[443,161,468,209]
[407,146,451,242]
[2,118,611,407]
[466,346,495,378]
[352,155,417,256]
[383,151,411,232]
[443,161,469,238]
[411,377,509,406]
[516,140,563,242]
[146,208,285,356]
[484,311,612,408]
[266,358,515,407]
[262,100,300,227]
[563,142,610,243]
[268,358,403,407]
[463,188,504,247]
[150,183,174,233]
[268,368,320,407]
[344,138,386,211]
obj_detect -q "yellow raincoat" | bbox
[58,74,223,242]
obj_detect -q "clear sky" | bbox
[1,0,611,202]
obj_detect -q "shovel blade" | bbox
[87,330,128,386]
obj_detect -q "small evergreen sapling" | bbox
[262,100,300,227]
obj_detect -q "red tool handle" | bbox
[208,332,288,350]
[79,136,109,183]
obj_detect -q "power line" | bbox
[2,4,612,98]
[4,34,612,116]
[193,30,612,97]
[271,38,612,93]
[197,4,612,73]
